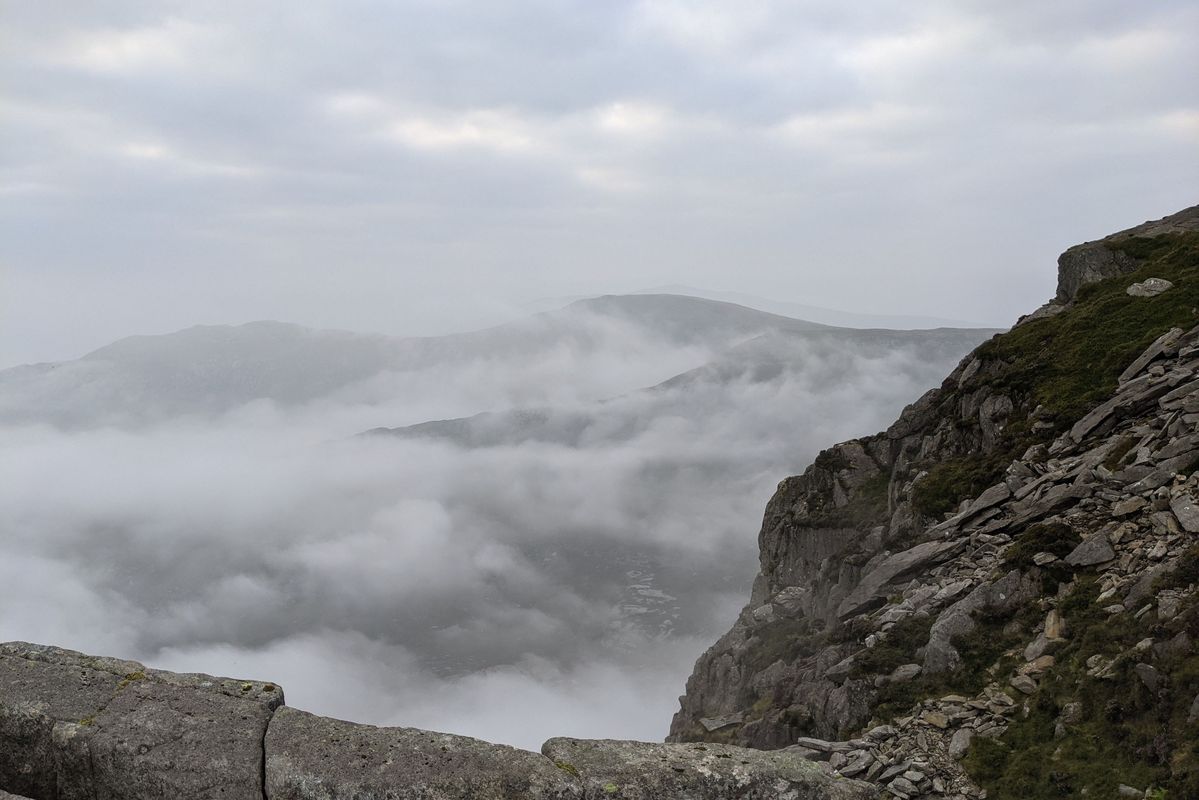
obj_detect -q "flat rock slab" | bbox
[0,792,35,800]
[542,738,875,800]
[266,706,582,800]
[0,641,282,800]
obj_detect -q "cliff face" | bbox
[670,205,1199,798]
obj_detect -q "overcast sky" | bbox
[3,0,1197,366]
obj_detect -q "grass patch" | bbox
[909,232,1199,519]
[961,577,1199,798]
[911,454,1009,519]
[850,615,935,678]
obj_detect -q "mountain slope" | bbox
[668,205,1199,798]
[368,327,998,449]
[0,295,844,428]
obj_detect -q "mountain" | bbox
[668,204,1199,797]
[0,294,984,429]
[368,327,999,449]
[633,286,992,330]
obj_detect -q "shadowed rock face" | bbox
[0,641,873,800]
[1056,205,1199,303]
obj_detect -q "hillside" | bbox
[0,295,889,429]
[669,204,1199,798]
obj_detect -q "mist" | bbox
[0,303,990,749]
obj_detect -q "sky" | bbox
[2,1,1198,364]
[0,0,1194,367]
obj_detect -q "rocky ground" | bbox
[670,205,1199,798]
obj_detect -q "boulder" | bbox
[266,706,580,800]
[1118,327,1184,384]
[1126,277,1173,297]
[1171,494,1199,532]
[0,641,282,800]
[837,539,965,619]
[948,728,974,760]
[1064,532,1116,567]
[541,738,875,800]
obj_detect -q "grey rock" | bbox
[948,728,974,760]
[1064,532,1116,566]
[837,539,965,618]
[1009,675,1038,695]
[0,641,281,800]
[1134,663,1163,693]
[0,793,34,800]
[1112,497,1148,516]
[1126,277,1174,297]
[1188,694,1199,725]
[1171,493,1199,532]
[889,663,923,683]
[267,706,580,800]
[1059,702,1084,726]
[792,736,854,754]
[698,712,744,732]
[542,737,875,800]
[1056,241,1140,304]
[1117,785,1144,799]
[1119,327,1185,384]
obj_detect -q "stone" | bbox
[1032,551,1059,566]
[1064,532,1116,567]
[1044,609,1067,640]
[1113,497,1148,516]
[0,793,34,800]
[888,776,918,796]
[541,738,875,800]
[699,712,744,732]
[1171,493,1199,532]
[1126,277,1174,297]
[1134,663,1163,693]
[890,663,923,683]
[948,728,974,760]
[837,539,965,618]
[1009,675,1038,695]
[921,711,948,729]
[0,641,283,800]
[792,736,854,754]
[267,707,580,800]
[1188,694,1199,725]
[1118,327,1185,383]
[1117,785,1145,798]
[1059,702,1084,725]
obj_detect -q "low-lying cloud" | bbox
[0,311,989,749]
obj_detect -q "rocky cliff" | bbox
[669,204,1199,799]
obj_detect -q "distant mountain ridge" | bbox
[0,294,994,429]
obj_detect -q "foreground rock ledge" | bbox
[0,641,874,800]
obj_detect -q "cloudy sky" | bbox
[3,0,1198,365]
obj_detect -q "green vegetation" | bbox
[872,604,1034,721]
[912,453,1010,519]
[850,615,934,678]
[1001,522,1080,592]
[962,576,1199,798]
[742,618,823,674]
[912,232,1199,518]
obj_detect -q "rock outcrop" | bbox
[0,642,873,800]
[671,205,1199,798]
[1055,204,1199,303]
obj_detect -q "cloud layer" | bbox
[0,311,988,749]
